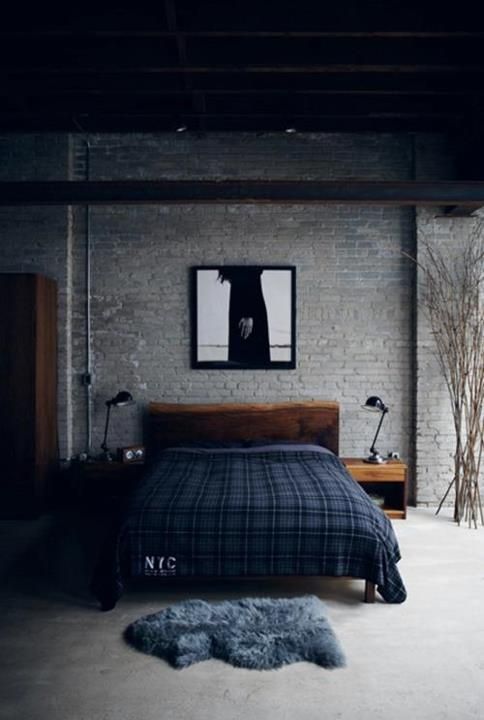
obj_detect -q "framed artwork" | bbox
[191,265,296,369]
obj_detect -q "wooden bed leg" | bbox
[364,581,376,603]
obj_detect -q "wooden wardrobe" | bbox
[0,273,57,516]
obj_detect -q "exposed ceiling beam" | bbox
[0,116,466,135]
[5,65,484,75]
[0,112,466,121]
[1,180,484,207]
[2,31,484,38]
[1,9,480,136]
[1,88,480,97]
[3,73,481,95]
[0,117,467,133]
[1,2,481,33]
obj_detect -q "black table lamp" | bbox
[100,391,135,461]
[362,396,388,464]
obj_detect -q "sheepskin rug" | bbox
[125,595,346,670]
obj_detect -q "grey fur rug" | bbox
[125,595,346,670]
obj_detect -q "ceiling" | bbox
[2,2,484,143]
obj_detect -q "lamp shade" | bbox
[362,396,387,413]
[107,391,134,407]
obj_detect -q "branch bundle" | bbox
[411,218,484,526]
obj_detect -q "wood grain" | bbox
[148,400,339,455]
[342,458,406,481]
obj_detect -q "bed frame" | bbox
[147,400,376,603]
[148,400,339,453]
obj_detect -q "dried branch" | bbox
[409,217,484,525]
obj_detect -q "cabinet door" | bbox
[0,274,57,515]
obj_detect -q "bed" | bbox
[91,401,407,609]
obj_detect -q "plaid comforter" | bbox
[92,445,407,607]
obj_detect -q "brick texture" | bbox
[0,131,469,504]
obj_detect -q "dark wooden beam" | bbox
[3,72,480,94]
[1,180,484,207]
[2,31,484,38]
[5,65,484,74]
[1,2,479,33]
[1,86,480,98]
[3,73,482,101]
[0,115,463,133]
[0,98,467,119]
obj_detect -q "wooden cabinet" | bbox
[342,458,407,519]
[0,273,57,516]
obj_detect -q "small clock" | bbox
[118,445,146,464]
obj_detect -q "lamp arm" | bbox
[369,408,388,455]
[101,403,112,452]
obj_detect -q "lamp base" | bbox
[363,453,388,465]
[98,450,114,463]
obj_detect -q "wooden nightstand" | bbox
[68,460,145,508]
[342,458,408,519]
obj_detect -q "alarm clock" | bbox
[118,445,146,464]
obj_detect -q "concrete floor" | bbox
[0,507,483,720]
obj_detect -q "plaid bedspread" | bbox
[92,446,407,606]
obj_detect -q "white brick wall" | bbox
[0,131,469,505]
[82,202,414,460]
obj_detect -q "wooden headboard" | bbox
[148,401,339,455]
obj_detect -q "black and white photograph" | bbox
[191,265,296,369]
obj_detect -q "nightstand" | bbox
[68,460,146,508]
[342,458,407,519]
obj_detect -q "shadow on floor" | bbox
[0,511,371,611]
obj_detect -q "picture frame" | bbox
[191,265,296,369]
